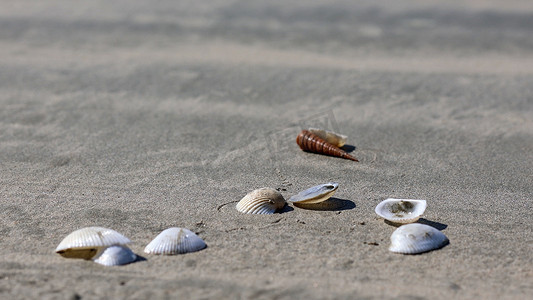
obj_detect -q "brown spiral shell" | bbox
[296,130,358,162]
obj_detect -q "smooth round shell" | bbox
[375,198,427,225]
[236,188,286,214]
[144,227,207,255]
[55,227,131,259]
[289,183,339,205]
[93,245,137,266]
[389,223,449,254]
[308,128,348,147]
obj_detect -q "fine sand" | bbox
[1,1,532,299]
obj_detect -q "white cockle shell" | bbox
[93,245,137,266]
[55,227,131,260]
[289,183,339,207]
[389,223,449,254]
[236,188,286,214]
[375,198,427,225]
[308,128,348,147]
[144,227,207,255]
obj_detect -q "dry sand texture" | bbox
[1,0,532,299]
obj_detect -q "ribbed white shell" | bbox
[144,228,207,255]
[289,183,338,205]
[55,227,131,259]
[375,198,427,224]
[236,188,286,214]
[93,245,137,266]
[308,128,347,147]
[389,223,449,254]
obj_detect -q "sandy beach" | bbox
[1,0,532,299]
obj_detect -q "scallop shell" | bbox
[144,227,207,255]
[375,198,427,225]
[389,223,449,254]
[236,188,286,214]
[289,183,339,207]
[296,130,358,161]
[93,245,137,266]
[308,128,348,147]
[55,227,131,260]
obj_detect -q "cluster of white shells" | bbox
[236,186,449,255]
[56,226,207,266]
[374,198,449,254]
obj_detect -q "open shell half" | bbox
[289,183,339,208]
[375,198,427,225]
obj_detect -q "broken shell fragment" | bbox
[389,223,449,254]
[55,227,131,260]
[236,188,286,214]
[308,128,348,147]
[375,198,427,225]
[93,245,137,266]
[289,183,339,208]
[296,130,358,161]
[144,227,207,255]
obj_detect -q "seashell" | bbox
[93,245,137,266]
[144,227,207,255]
[236,188,286,214]
[308,128,348,147]
[55,227,131,260]
[296,130,358,161]
[389,223,449,254]
[289,183,339,208]
[375,198,427,225]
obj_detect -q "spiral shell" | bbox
[375,198,427,225]
[55,227,131,260]
[389,223,449,254]
[236,188,286,214]
[308,128,347,147]
[144,227,207,255]
[296,130,358,161]
[93,245,137,266]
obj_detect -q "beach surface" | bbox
[1,1,532,299]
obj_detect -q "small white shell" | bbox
[308,128,348,147]
[236,188,286,214]
[144,227,207,255]
[389,223,449,254]
[289,183,339,206]
[375,198,427,224]
[93,245,137,266]
[55,227,131,259]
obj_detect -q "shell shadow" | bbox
[384,218,448,230]
[291,197,355,211]
[133,254,147,263]
[341,144,356,153]
[278,204,294,214]
[417,218,448,231]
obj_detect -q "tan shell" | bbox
[236,188,286,214]
[308,128,348,147]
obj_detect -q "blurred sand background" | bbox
[1,0,532,299]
